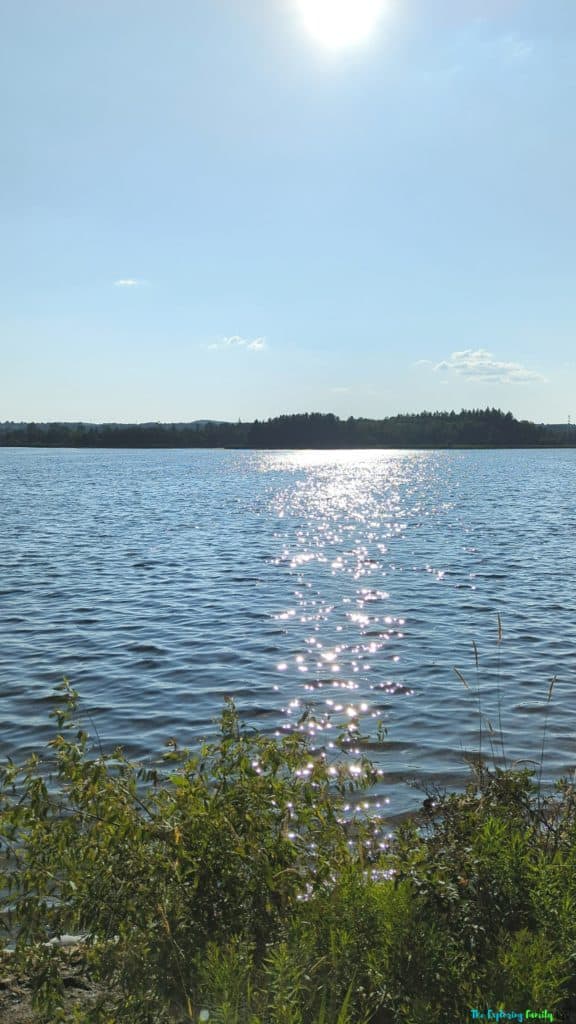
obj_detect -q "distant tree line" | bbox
[0,409,574,448]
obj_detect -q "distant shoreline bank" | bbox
[1,442,575,450]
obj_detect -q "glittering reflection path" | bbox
[259,451,430,816]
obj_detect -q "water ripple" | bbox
[1,447,576,817]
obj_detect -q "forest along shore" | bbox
[1,408,575,448]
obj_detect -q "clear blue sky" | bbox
[1,0,575,423]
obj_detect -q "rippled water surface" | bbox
[1,447,575,817]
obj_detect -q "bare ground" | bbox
[0,948,105,1023]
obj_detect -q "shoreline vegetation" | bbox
[1,681,576,1022]
[2,408,576,450]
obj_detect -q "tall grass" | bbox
[455,616,561,792]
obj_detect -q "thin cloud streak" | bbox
[208,335,267,352]
[114,279,143,288]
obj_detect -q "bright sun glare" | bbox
[296,0,386,50]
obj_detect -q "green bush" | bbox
[1,680,576,1022]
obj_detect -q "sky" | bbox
[1,0,575,423]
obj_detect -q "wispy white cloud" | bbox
[330,386,351,393]
[424,349,546,384]
[496,33,534,64]
[246,337,266,351]
[114,279,143,288]
[209,335,267,352]
[416,25,534,88]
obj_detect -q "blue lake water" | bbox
[1,447,575,818]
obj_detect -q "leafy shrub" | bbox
[1,681,576,1022]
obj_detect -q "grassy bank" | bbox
[1,682,575,1023]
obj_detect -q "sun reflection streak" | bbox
[258,448,449,817]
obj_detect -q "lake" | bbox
[1,447,575,819]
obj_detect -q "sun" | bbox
[295,0,386,51]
